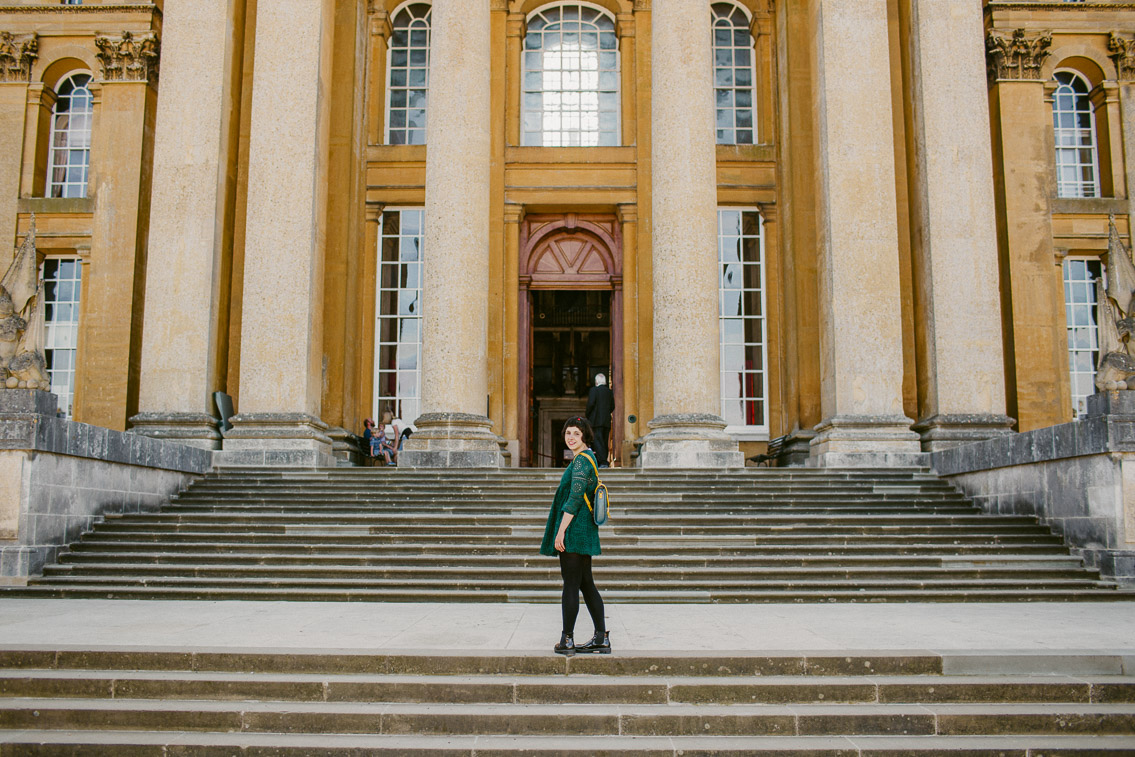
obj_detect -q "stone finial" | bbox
[0,32,38,84]
[0,215,50,392]
[95,31,159,84]
[1109,32,1135,81]
[1096,214,1135,391]
[986,28,1052,82]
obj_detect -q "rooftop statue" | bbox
[0,214,50,391]
[1096,214,1135,391]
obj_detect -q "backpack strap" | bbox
[578,451,600,512]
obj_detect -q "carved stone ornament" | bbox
[0,215,50,392]
[95,31,159,84]
[0,32,38,84]
[1095,215,1135,391]
[1109,33,1135,81]
[986,28,1053,82]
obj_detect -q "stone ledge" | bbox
[0,390,210,475]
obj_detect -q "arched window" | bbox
[522,3,619,147]
[1052,70,1100,198]
[47,72,93,199]
[386,3,431,146]
[711,2,755,145]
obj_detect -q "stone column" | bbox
[617,203,639,464]
[365,6,391,146]
[72,34,159,431]
[617,14,635,147]
[0,32,36,253]
[218,0,335,467]
[132,0,244,449]
[1111,35,1135,235]
[502,203,524,465]
[399,0,502,467]
[639,0,742,468]
[807,0,921,467]
[905,0,1013,451]
[987,27,1068,432]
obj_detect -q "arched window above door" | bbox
[47,72,93,198]
[522,3,619,147]
[387,2,431,145]
[711,2,756,145]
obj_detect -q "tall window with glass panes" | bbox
[1064,258,1104,417]
[711,2,756,145]
[717,209,768,435]
[386,3,431,146]
[375,209,424,426]
[42,259,82,418]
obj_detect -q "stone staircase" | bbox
[0,648,1133,754]
[7,467,1132,602]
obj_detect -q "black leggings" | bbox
[558,552,605,637]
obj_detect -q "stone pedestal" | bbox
[399,0,500,468]
[133,0,243,450]
[806,0,921,468]
[906,0,1013,452]
[218,413,334,468]
[639,0,741,469]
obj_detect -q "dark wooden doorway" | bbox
[519,214,622,468]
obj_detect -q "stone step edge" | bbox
[0,648,1131,676]
[3,731,1135,756]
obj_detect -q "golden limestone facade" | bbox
[0,0,1132,468]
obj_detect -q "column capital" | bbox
[25,81,52,107]
[986,28,1052,84]
[616,203,637,224]
[0,31,37,84]
[616,14,635,39]
[95,30,160,85]
[756,202,776,223]
[1109,33,1135,81]
[490,0,509,11]
[368,5,393,39]
[1089,80,1120,109]
[365,201,385,222]
[506,12,525,38]
[633,0,650,13]
[503,202,525,224]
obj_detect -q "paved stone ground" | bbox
[1,599,1132,655]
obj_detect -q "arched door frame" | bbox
[519,213,623,467]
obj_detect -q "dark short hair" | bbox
[562,416,594,446]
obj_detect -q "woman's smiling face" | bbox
[564,425,585,452]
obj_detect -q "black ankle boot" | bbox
[576,631,611,654]
[554,632,575,656]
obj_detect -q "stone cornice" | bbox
[1109,32,1135,80]
[95,29,158,84]
[986,27,1052,82]
[0,4,159,16]
[986,2,1135,10]
[0,30,35,83]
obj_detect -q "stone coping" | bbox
[0,391,210,475]
[930,416,1110,476]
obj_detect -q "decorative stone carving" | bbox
[1096,215,1135,391]
[0,32,37,84]
[1109,33,1135,81]
[0,215,50,392]
[986,28,1052,82]
[95,31,159,84]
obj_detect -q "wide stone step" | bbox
[43,562,1098,582]
[6,731,1135,756]
[1,670,1132,705]
[1,696,1133,736]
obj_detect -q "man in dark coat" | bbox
[586,373,614,467]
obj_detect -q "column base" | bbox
[638,413,744,469]
[808,415,924,468]
[911,413,1015,452]
[215,413,334,467]
[129,412,223,451]
[780,428,816,467]
[399,412,504,468]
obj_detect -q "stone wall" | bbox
[931,392,1135,583]
[0,391,211,580]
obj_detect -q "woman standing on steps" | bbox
[539,416,610,656]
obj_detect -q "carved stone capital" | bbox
[0,32,37,84]
[986,28,1052,82]
[95,30,159,84]
[1109,32,1135,81]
